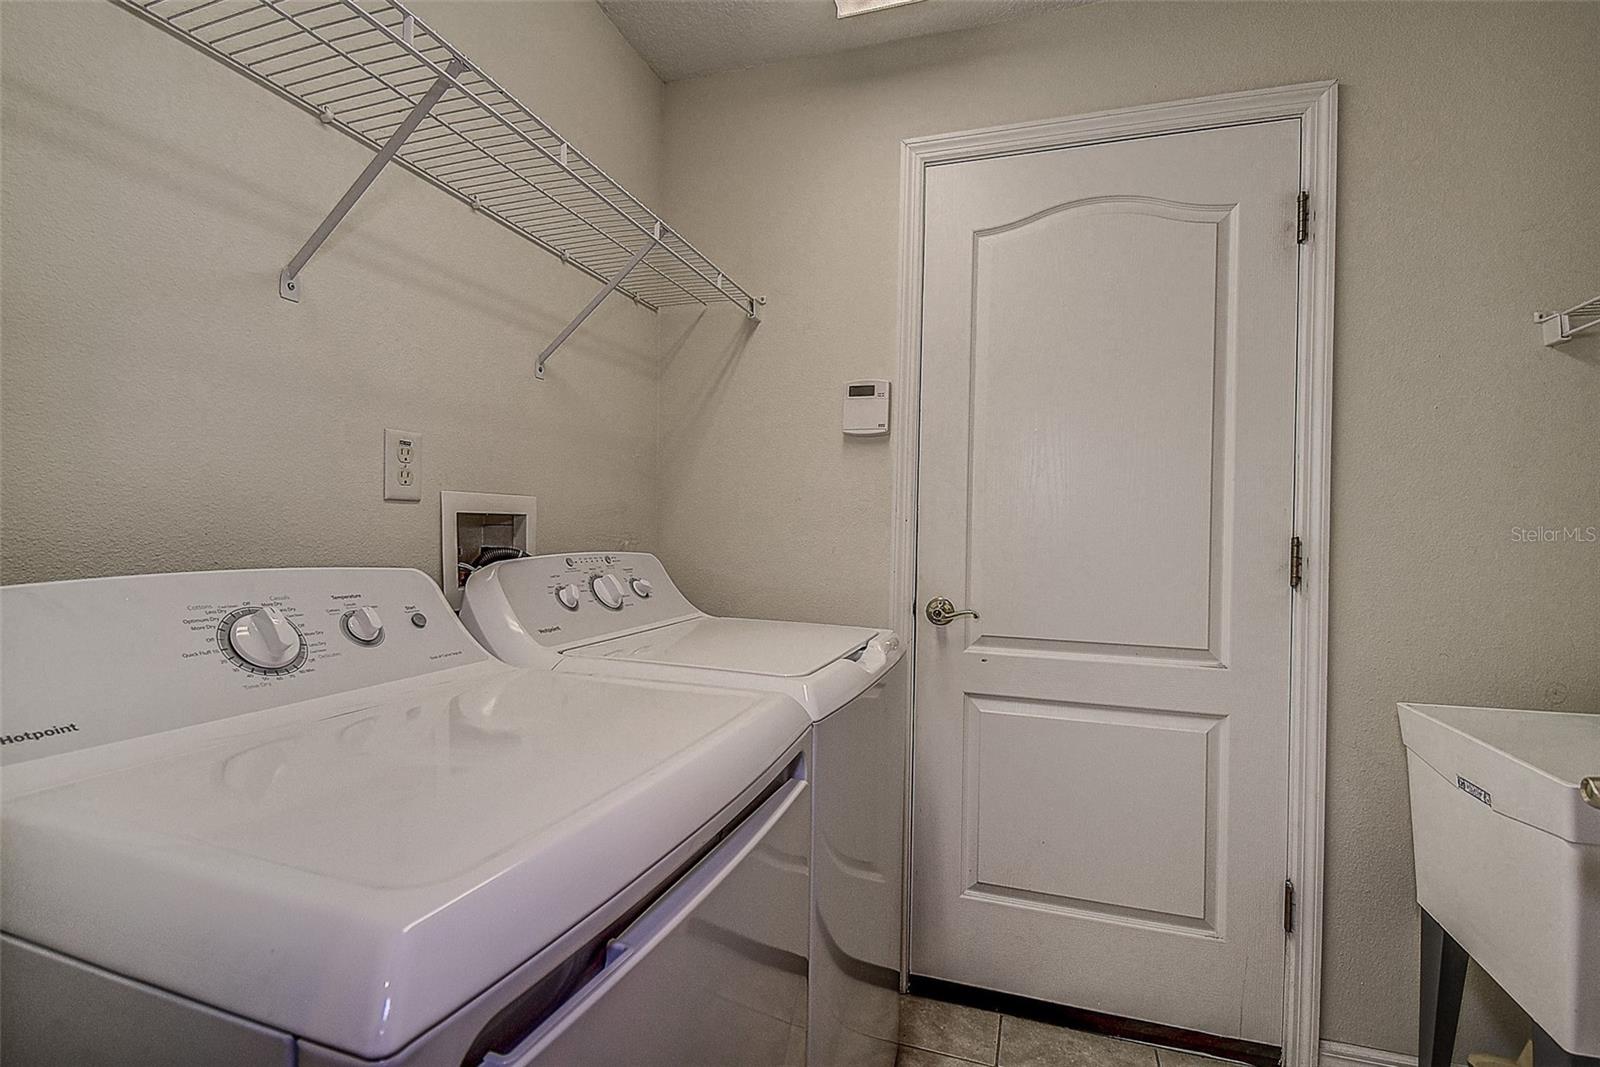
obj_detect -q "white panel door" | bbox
[911,120,1300,1043]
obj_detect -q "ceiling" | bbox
[597,0,1084,82]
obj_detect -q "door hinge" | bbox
[1296,191,1310,244]
[1289,535,1303,590]
[1283,879,1296,934]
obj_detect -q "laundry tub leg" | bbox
[1534,1024,1600,1067]
[1419,909,1468,1067]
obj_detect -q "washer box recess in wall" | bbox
[439,491,536,609]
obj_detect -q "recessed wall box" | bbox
[843,379,890,436]
[440,492,536,609]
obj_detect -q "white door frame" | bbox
[890,81,1337,1066]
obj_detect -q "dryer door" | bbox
[481,774,812,1067]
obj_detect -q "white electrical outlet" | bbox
[384,428,421,502]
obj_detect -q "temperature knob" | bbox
[629,577,654,598]
[342,606,384,645]
[228,606,304,671]
[555,583,581,611]
[590,573,625,610]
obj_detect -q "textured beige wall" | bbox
[1,0,664,585]
[654,2,1600,1057]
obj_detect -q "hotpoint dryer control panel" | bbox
[0,568,491,765]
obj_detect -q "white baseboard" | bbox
[1320,1042,1417,1067]
[1320,1041,1469,1067]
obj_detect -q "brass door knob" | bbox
[925,597,979,626]
[1582,776,1600,810]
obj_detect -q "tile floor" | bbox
[896,995,1246,1067]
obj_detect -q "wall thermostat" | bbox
[843,379,890,436]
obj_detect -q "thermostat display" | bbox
[843,379,890,437]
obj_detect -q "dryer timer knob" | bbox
[228,606,303,670]
[629,577,654,598]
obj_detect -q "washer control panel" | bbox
[477,552,699,650]
[0,568,489,765]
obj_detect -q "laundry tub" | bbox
[1399,703,1599,1063]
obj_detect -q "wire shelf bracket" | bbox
[280,54,465,301]
[112,0,764,377]
[537,223,658,379]
[1535,294,1600,347]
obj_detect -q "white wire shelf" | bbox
[113,0,762,376]
[1536,294,1600,347]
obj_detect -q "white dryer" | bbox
[461,551,908,1067]
[0,567,812,1067]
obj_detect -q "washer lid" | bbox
[1399,703,1600,845]
[566,617,879,678]
[1,669,807,1060]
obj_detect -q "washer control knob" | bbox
[343,606,384,644]
[229,606,303,670]
[555,583,581,611]
[629,577,654,598]
[590,573,625,610]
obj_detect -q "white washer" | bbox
[1,567,812,1067]
[461,551,908,1067]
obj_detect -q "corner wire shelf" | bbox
[112,0,763,378]
[1535,293,1600,348]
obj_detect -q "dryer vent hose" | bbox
[459,545,529,582]
[470,546,528,569]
